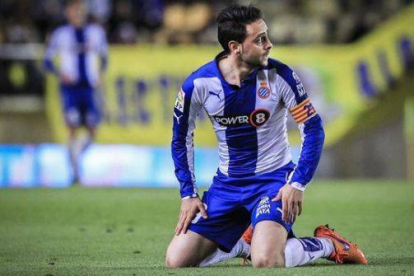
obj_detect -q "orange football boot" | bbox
[242,225,253,245]
[314,224,368,264]
[241,226,253,265]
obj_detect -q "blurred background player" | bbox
[43,0,108,184]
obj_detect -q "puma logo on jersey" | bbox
[208,91,221,100]
[173,112,183,124]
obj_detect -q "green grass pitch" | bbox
[0,180,413,275]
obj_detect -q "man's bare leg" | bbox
[68,127,80,183]
[251,221,287,268]
[166,230,218,268]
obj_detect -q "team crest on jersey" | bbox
[257,86,270,99]
[174,90,185,112]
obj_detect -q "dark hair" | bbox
[216,4,263,53]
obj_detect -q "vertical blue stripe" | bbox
[74,27,89,87]
[224,81,258,177]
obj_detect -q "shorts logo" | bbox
[256,196,271,218]
[213,109,270,128]
[257,86,270,99]
[173,112,183,124]
[174,90,185,112]
[259,196,269,205]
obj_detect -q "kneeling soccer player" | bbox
[166,4,367,268]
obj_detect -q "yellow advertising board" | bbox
[46,4,414,147]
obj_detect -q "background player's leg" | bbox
[251,220,287,267]
[166,230,218,268]
[82,126,95,153]
[68,127,80,184]
[71,94,99,184]
[68,127,94,185]
[62,88,82,184]
[81,93,98,156]
[84,88,99,150]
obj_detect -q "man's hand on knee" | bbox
[273,183,303,223]
[175,197,208,235]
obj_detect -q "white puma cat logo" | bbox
[174,112,183,124]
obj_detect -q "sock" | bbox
[284,237,334,267]
[68,133,92,183]
[199,239,250,267]
[68,136,79,181]
[79,134,92,154]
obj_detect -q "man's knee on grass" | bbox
[165,231,218,268]
[165,244,199,268]
[251,221,288,268]
[165,252,189,268]
[251,248,285,268]
[165,238,197,268]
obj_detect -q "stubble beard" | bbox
[239,53,265,70]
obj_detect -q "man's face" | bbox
[239,19,273,67]
[66,2,87,27]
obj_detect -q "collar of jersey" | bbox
[214,51,260,89]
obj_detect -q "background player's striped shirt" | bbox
[44,23,108,88]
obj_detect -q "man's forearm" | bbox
[290,114,325,187]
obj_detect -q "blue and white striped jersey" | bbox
[44,23,108,87]
[172,53,325,198]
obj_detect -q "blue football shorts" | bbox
[189,161,296,252]
[60,84,100,128]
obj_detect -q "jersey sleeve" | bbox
[277,63,325,190]
[171,76,203,198]
[43,30,59,74]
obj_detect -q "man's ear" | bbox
[228,41,241,55]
